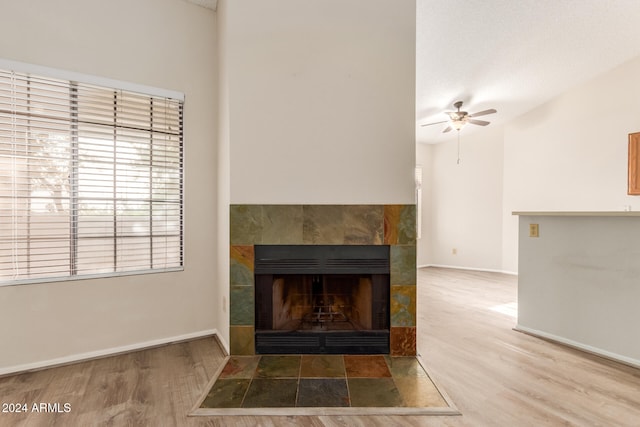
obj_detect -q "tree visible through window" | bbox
[0,69,183,284]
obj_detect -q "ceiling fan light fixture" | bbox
[450,117,466,130]
[420,101,496,134]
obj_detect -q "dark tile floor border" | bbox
[190,355,461,417]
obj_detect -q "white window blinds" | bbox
[0,69,183,285]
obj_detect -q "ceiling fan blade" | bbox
[420,120,449,127]
[442,126,453,133]
[468,119,490,126]
[468,108,496,118]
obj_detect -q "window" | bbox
[0,66,183,285]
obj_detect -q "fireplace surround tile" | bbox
[230,326,255,355]
[384,204,416,245]
[230,205,263,245]
[390,326,417,356]
[390,245,417,286]
[302,205,346,244]
[230,245,254,271]
[230,285,254,325]
[230,246,254,288]
[390,285,417,327]
[343,205,384,244]
[263,205,304,244]
[229,203,417,356]
[230,259,253,287]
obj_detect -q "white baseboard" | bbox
[0,329,218,377]
[419,264,518,276]
[514,325,640,369]
[214,331,230,355]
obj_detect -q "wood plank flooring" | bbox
[1,267,639,426]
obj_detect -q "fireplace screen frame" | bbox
[254,244,390,354]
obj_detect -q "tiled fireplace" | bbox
[229,204,416,356]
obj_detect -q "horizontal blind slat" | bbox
[1,67,183,285]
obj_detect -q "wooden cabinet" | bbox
[628,132,640,194]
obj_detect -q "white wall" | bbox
[216,0,231,350]
[225,0,416,205]
[516,214,640,367]
[417,125,504,270]
[502,55,640,272]
[422,54,640,274]
[0,0,218,373]
[416,143,433,266]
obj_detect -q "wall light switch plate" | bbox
[529,223,539,238]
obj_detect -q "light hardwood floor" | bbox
[1,267,639,426]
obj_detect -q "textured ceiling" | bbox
[416,0,640,144]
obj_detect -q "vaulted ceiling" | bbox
[185,0,640,145]
[416,0,640,144]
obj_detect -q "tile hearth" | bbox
[192,354,459,416]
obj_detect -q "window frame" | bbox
[0,59,185,287]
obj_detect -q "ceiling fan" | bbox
[421,101,497,133]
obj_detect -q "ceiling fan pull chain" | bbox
[457,131,461,164]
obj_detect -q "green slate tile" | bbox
[344,205,383,245]
[230,205,263,245]
[230,258,253,287]
[390,285,416,327]
[200,378,250,408]
[218,356,261,379]
[300,355,346,378]
[255,355,301,378]
[296,379,350,407]
[397,205,416,244]
[383,356,428,378]
[230,326,255,355]
[303,205,345,244]
[390,245,416,286]
[242,379,298,408]
[347,378,404,407]
[384,205,416,245]
[230,285,254,325]
[262,205,304,244]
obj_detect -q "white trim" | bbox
[191,406,459,417]
[1,267,184,288]
[514,325,640,369]
[0,58,184,101]
[215,332,230,355]
[419,264,518,276]
[0,329,217,377]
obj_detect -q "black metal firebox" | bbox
[254,245,390,354]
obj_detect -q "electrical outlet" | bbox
[529,223,539,238]
[452,248,457,255]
